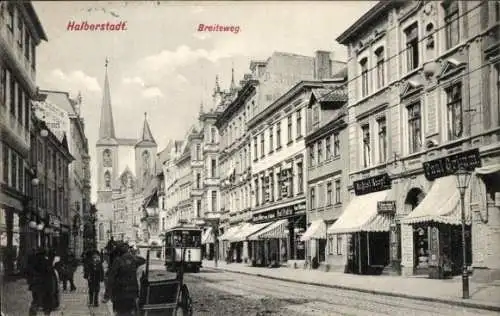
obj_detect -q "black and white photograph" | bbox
[1,1,500,315]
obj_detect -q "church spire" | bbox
[230,64,237,93]
[98,57,116,140]
[213,75,221,94]
[140,112,156,144]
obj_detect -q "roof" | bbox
[319,88,348,103]
[136,112,156,147]
[24,2,48,41]
[38,90,76,115]
[98,65,116,140]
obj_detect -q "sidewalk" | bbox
[202,260,500,312]
[2,266,111,316]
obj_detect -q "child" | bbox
[84,250,104,307]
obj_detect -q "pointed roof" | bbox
[230,66,237,92]
[98,57,116,140]
[136,112,157,147]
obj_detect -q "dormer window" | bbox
[360,58,369,97]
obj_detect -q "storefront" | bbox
[300,220,327,268]
[401,149,479,279]
[201,227,215,260]
[328,173,395,275]
[247,201,306,267]
[227,222,271,263]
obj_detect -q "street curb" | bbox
[205,267,500,312]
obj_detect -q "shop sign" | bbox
[377,201,396,214]
[294,203,306,212]
[423,148,481,181]
[276,207,293,218]
[252,211,276,223]
[353,173,392,196]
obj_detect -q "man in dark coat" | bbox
[61,251,78,291]
[107,242,146,316]
[27,249,59,316]
[84,250,105,307]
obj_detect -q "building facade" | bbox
[0,1,47,274]
[331,0,500,279]
[32,89,91,257]
[28,116,74,259]
[95,62,158,249]
[303,82,349,271]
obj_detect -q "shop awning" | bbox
[228,222,272,242]
[219,224,243,241]
[248,219,288,240]
[300,220,327,241]
[401,175,470,226]
[327,190,392,234]
[475,164,500,175]
[201,227,214,244]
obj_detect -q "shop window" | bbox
[446,82,463,140]
[328,236,334,255]
[336,235,343,255]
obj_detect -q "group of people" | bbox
[24,239,146,316]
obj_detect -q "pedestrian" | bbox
[84,250,105,307]
[61,251,78,291]
[108,242,146,316]
[27,249,60,316]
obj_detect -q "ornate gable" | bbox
[437,58,466,81]
[400,79,423,99]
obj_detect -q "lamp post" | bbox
[455,166,472,300]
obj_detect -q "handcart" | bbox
[138,248,193,316]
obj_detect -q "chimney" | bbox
[314,50,332,80]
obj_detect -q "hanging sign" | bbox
[423,148,481,181]
[377,201,396,214]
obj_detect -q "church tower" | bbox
[96,58,118,205]
[135,112,157,192]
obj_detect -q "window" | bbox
[276,122,281,148]
[375,47,385,89]
[405,23,419,71]
[195,144,201,160]
[17,15,23,47]
[253,136,258,160]
[297,162,303,194]
[7,3,14,31]
[24,28,30,60]
[377,117,387,163]
[269,173,274,202]
[287,115,292,143]
[336,235,343,255]
[24,91,29,128]
[446,83,463,140]
[254,178,259,206]
[443,1,459,49]
[103,149,112,167]
[317,140,322,164]
[325,136,331,160]
[211,190,217,212]
[10,74,15,116]
[104,171,111,188]
[260,175,266,203]
[196,200,202,218]
[407,102,422,153]
[313,105,320,126]
[211,127,216,143]
[10,151,17,188]
[335,179,341,204]
[31,41,36,70]
[309,145,315,167]
[3,145,9,183]
[196,173,201,189]
[310,187,316,209]
[260,134,265,158]
[269,126,274,153]
[360,58,369,97]
[328,237,334,255]
[17,85,23,125]
[362,125,371,167]
[333,132,340,157]
[296,110,302,137]
[211,159,216,178]
[1,67,7,106]
[326,182,332,206]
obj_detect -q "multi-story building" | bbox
[95,62,158,249]
[216,76,257,263]
[330,0,500,280]
[28,115,73,259]
[32,89,91,257]
[0,1,47,274]
[303,79,349,271]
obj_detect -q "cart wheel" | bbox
[177,284,193,316]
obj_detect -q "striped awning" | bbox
[201,227,214,244]
[300,220,327,241]
[327,189,392,234]
[228,222,272,242]
[248,219,288,240]
[401,175,471,226]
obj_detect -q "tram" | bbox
[164,223,202,273]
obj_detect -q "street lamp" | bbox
[455,166,472,299]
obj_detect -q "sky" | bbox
[32,0,377,202]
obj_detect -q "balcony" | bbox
[0,105,30,155]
